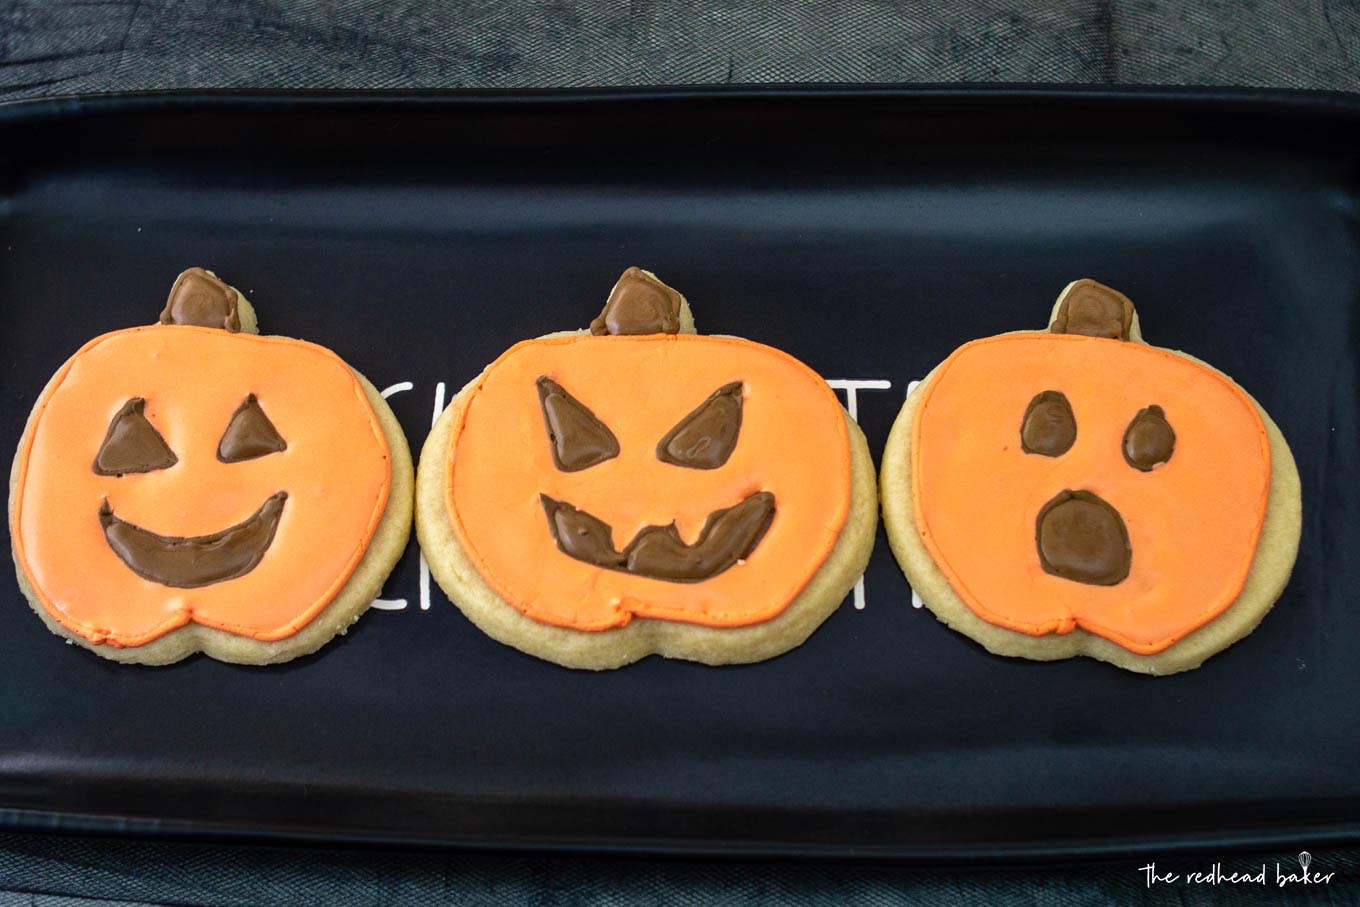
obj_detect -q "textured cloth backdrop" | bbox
[2,1,1359,905]
[0,0,1359,97]
[2,833,1359,906]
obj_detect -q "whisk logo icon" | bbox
[1275,851,1334,887]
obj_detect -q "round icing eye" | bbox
[536,376,620,472]
[93,398,178,476]
[1020,390,1076,457]
[656,381,743,469]
[1123,404,1175,471]
[218,394,287,463]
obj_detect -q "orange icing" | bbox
[912,332,1271,654]
[12,325,392,646]
[446,333,851,630]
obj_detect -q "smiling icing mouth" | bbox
[99,492,287,588]
[539,491,775,583]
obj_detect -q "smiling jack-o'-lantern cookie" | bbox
[415,268,876,669]
[881,279,1301,675]
[9,268,414,665]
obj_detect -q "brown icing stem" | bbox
[218,394,287,463]
[1051,280,1133,340]
[99,491,287,589]
[1123,404,1176,471]
[656,381,743,469]
[1035,489,1131,586]
[1020,390,1077,457]
[536,376,620,472]
[160,267,241,332]
[590,267,683,335]
[93,398,178,476]
[540,491,775,583]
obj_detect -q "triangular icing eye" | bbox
[657,382,743,469]
[218,394,287,463]
[93,398,178,476]
[536,377,620,472]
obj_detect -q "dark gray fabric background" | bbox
[1,0,1359,97]
[2,1,1360,904]
[1,834,1358,906]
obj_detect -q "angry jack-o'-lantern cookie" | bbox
[9,268,414,665]
[881,280,1301,675]
[415,268,876,670]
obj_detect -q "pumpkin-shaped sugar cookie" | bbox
[881,279,1301,675]
[416,268,877,669]
[9,268,414,665]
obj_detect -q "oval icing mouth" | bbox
[98,492,287,588]
[539,491,775,583]
[1035,489,1131,586]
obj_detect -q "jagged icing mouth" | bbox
[539,491,776,583]
[98,492,287,588]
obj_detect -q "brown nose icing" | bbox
[1035,490,1131,586]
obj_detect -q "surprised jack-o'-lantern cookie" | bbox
[881,279,1302,675]
[9,268,414,665]
[416,268,877,670]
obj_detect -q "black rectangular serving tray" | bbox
[0,88,1356,861]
